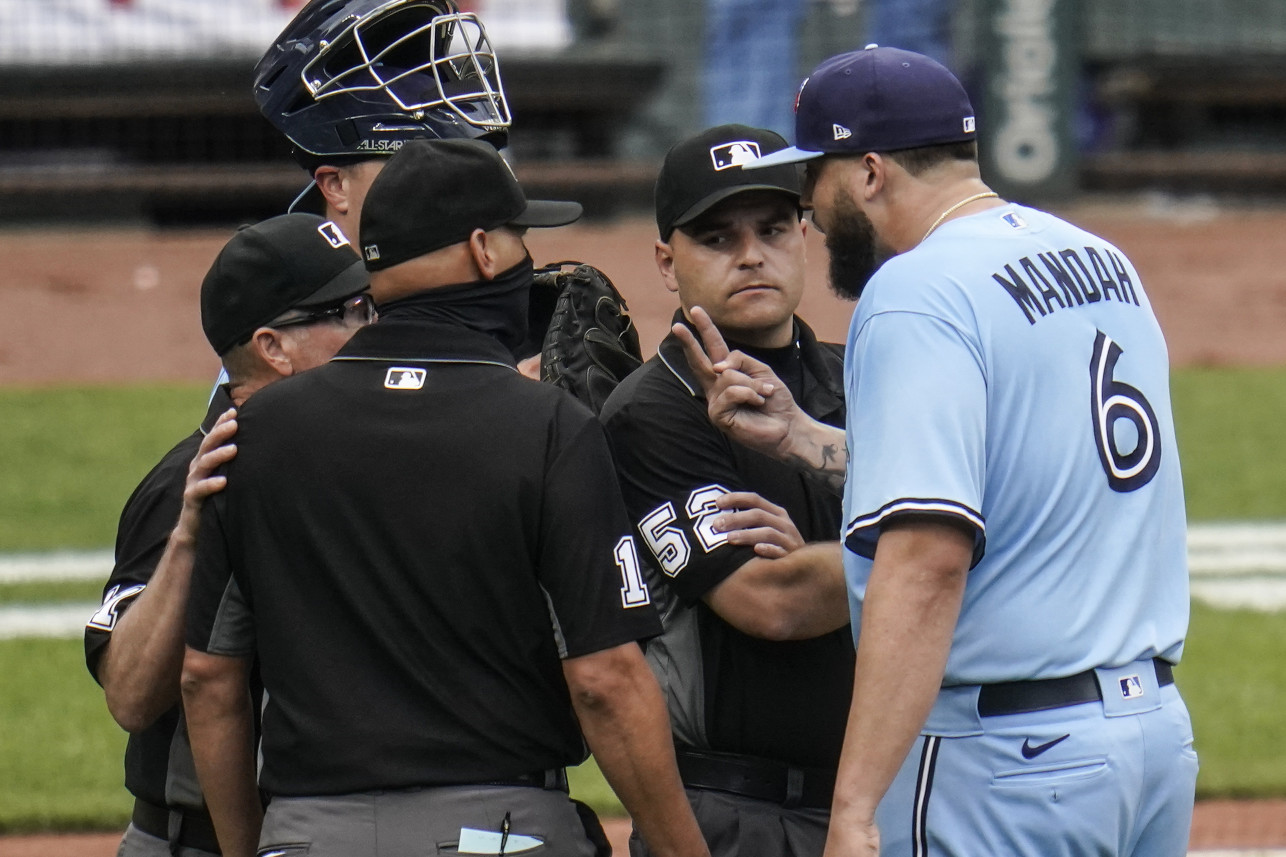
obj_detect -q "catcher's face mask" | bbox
[301,0,510,131]
[255,0,510,161]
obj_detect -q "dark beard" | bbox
[823,192,889,302]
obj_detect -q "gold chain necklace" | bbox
[920,191,1000,244]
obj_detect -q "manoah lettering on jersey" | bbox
[993,244,1140,325]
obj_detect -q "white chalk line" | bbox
[0,549,114,584]
[2,523,1286,638]
[0,603,101,641]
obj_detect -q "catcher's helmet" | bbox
[255,0,511,165]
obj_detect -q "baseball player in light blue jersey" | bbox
[674,45,1197,857]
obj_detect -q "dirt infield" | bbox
[3,197,1286,387]
[3,802,1286,856]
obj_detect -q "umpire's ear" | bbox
[655,239,679,294]
[246,327,298,380]
[467,226,525,281]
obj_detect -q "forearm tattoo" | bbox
[786,438,848,495]
[821,443,844,471]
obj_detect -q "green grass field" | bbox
[0,579,104,605]
[2,601,1280,831]
[0,633,620,832]
[0,369,1282,550]
[0,385,207,551]
[0,639,131,832]
[1171,368,1286,519]
[1,369,1284,831]
[1183,604,1286,796]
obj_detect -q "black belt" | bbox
[132,798,221,855]
[977,658,1175,717]
[480,767,569,792]
[675,748,835,810]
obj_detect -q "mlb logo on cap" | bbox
[653,123,802,240]
[710,141,761,171]
[317,220,350,249]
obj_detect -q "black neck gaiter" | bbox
[737,337,805,400]
[377,255,534,355]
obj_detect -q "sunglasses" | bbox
[270,293,376,330]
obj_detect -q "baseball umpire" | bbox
[598,124,854,857]
[85,212,375,857]
[181,138,710,857]
[682,45,1197,857]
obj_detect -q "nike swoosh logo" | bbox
[1021,734,1070,759]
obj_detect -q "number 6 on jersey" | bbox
[1090,330,1161,492]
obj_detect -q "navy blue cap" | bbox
[748,45,976,170]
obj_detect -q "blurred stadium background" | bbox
[4,0,1286,224]
[4,0,1286,850]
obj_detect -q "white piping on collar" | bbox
[329,356,518,372]
[657,347,698,397]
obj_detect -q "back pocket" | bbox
[992,757,1108,788]
[258,846,310,857]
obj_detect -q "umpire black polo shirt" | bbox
[186,316,661,797]
[600,313,854,770]
[86,386,235,813]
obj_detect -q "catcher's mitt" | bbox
[535,261,643,413]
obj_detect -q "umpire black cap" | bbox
[655,124,802,241]
[201,214,368,355]
[359,138,582,271]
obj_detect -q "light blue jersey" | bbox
[840,204,1188,685]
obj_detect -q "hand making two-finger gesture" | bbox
[675,306,848,491]
[672,306,803,460]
